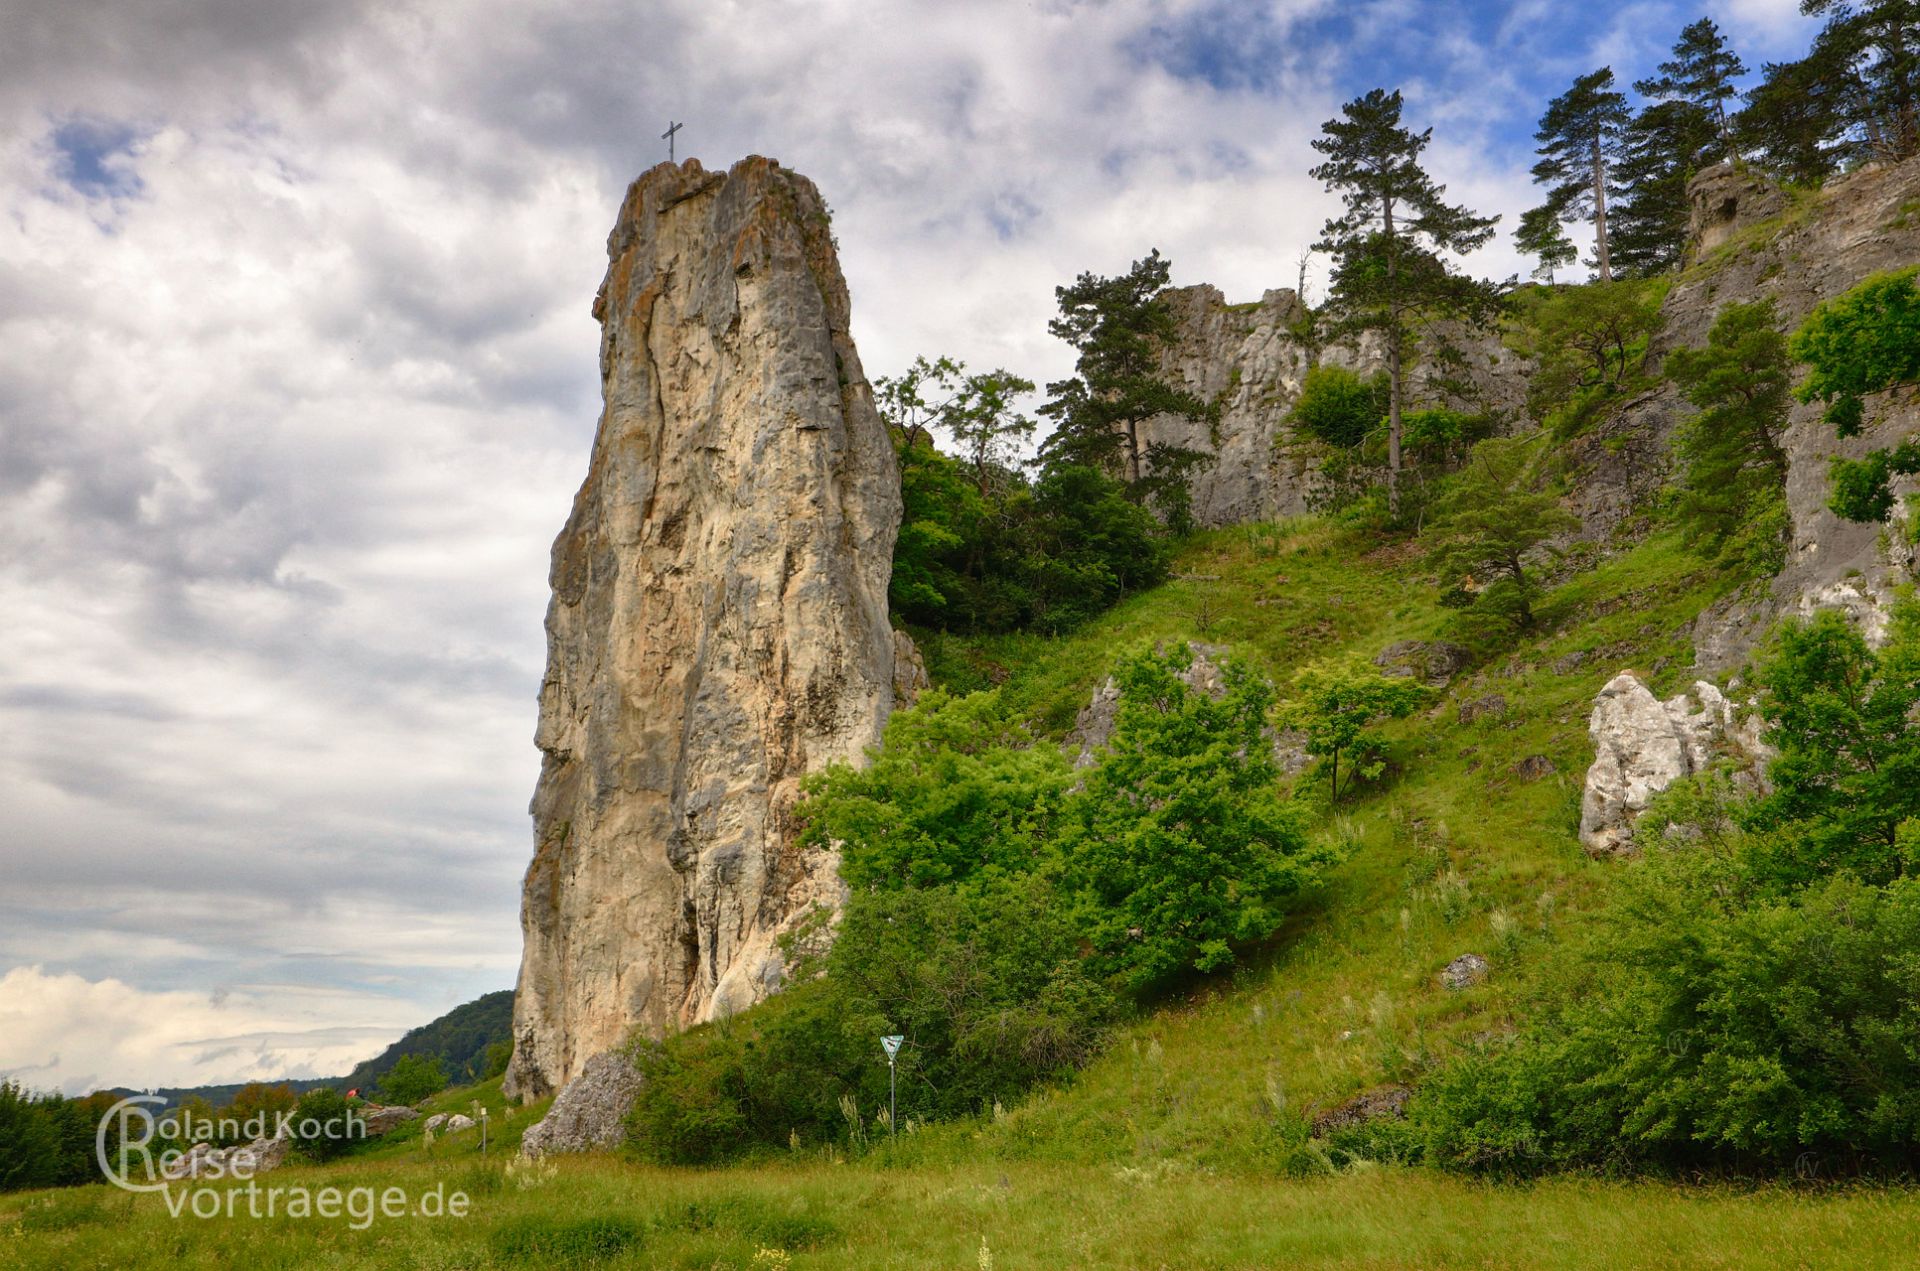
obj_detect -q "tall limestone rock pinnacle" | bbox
[504,157,902,1101]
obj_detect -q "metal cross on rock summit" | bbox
[662,120,683,162]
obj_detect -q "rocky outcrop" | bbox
[1069,642,1310,775]
[1440,953,1489,990]
[1579,156,1920,670]
[504,157,903,1102]
[519,1049,644,1158]
[1578,673,1769,856]
[1133,285,1533,528]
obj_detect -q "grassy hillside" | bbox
[895,519,1734,1169]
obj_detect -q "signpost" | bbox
[880,1035,903,1139]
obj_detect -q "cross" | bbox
[662,120,683,163]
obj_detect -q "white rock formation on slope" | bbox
[1578,673,1770,857]
[503,156,904,1101]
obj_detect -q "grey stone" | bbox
[520,1049,645,1158]
[1441,954,1490,990]
[505,157,906,1100]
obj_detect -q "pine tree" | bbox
[1634,17,1748,160]
[1801,0,1920,162]
[1515,202,1577,283]
[1309,88,1500,517]
[1532,69,1632,281]
[1036,250,1215,527]
[1737,51,1852,184]
[1666,299,1793,576]
[1610,99,1720,275]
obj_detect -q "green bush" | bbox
[1290,365,1388,449]
[1063,644,1337,987]
[289,1087,357,1163]
[1790,268,1920,522]
[376,1053,446,1105]
[800,688,1071,890]
[1418,858,1920,1174]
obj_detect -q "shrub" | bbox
[799,688,1071,890]
[1790,267,1920,522]
[289,1087,358,1163]
[1290,364,1388,449]
[377,1053,447,1105]
[1063,644,1337,987]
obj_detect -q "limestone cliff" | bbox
[1566,156,1920,671]
[504,157,902,1101]
[1136,286,1532,528]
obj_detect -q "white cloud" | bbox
[0,965,424,1095]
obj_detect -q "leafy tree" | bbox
[1635,17,1747,159]
[223,1082,297,1131]
[1746,599,1920,885]
[1609,99,1720,275]
[1062,644,1333,987]
[877,355,1035,494]
[1519,279,1666,432]
[875,354,964,451]
[483,1040,513,1081]
[1037,250,1216,525]
[1666,299,1793,576]
[1515,203,1577,283]
[1019,464,1173,631]
[1289,364,1389,448]
[290,1087,357,1162]
[379,1053,448,1105]
[800,688,1071,890]
[1310,88,1501,517]
[1532,69,1632,281]
[1281,659,1430,801]
[1789,267,1920,522]
[1427,437,1580,636]
[0,1081,59,1192]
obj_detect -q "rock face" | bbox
[504,157,903,1102]
[519,1049,645,1158]
[1133,285,1533,528]
[1578,155,1920,670]
[1578,673,1769,856]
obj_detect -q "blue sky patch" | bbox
[50,117,147,200]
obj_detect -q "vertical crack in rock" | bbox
[505,157,903,1101]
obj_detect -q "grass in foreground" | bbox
[5,1154,1919,1269]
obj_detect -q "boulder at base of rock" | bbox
[1374,641,1471,688]
[1441,953,1490,990]
[359,1104,419,1136]
[441,1114,475,1134]
[1578,672,1770,856]
[423,1113,449,1134]
[520,1049,645,1158]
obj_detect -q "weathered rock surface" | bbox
[1375,640,1472,689]
[359,1104,418,1136]
[1133,285,1534,527]
[519,1049,645,1158]
[505,156,903,1101]
[1311,1083,1412,1136]
[162,1132,292,1180]
[1578,673,1770,856]
[1441,953,1489,990]
[1575,156,1920,670]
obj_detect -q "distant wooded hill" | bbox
[110,989,513,1108]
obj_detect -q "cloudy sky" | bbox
[0,0,1817,1095]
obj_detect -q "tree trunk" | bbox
[1383,199,1403,516]
[1125,420,1142,486]
[1592,133,1612,283]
